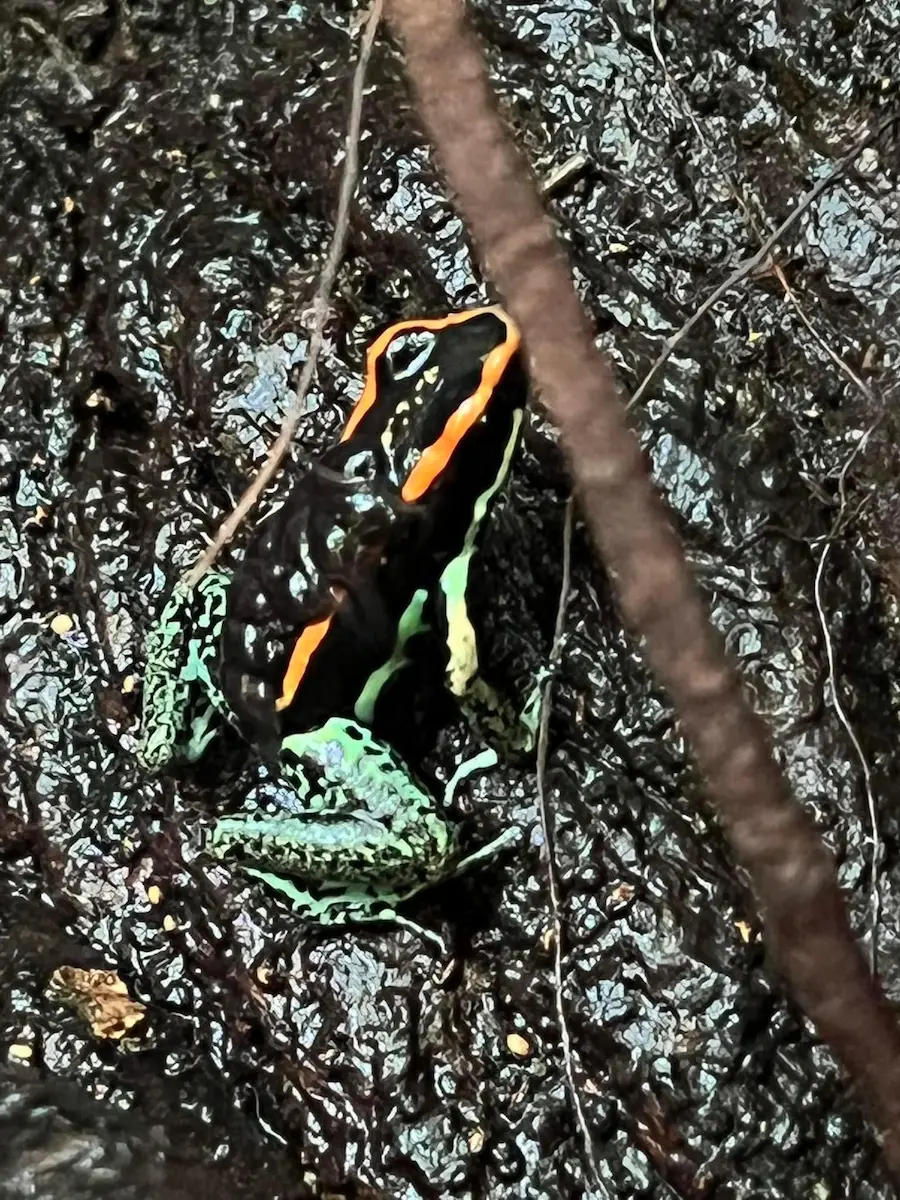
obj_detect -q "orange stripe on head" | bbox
[401,313,521,502]
[339,306,515,444]
[275,614,333,711]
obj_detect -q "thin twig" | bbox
[18,14,95,103]
[783,290,879,405]
[785,287,882,970]
[649,0,880,409]
[182,0,384,590]
[538,152,590,199]
[812,419,884,970]
[534,497,602,1189]
[626,114,898,413]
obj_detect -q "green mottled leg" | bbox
[209,718,517,949]
[208,718,456,918]
[241,868,447,951]
[137,571,232,771]
[137,582,195,770]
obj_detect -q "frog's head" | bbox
[338,305,530,703]
[339,305,527,506]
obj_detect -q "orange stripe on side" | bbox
[339,305,514,444]
[275,614,333,711]
[401,312,520,502]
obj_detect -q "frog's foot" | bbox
[443,746,499,806]
[457,671,547,760]
[442,750,523,871]
[241,868,448,953]
[183,700,221,761]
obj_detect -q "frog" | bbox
[136,306,536,947]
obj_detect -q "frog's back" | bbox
[218,306,528,758]
[218,450,411,757]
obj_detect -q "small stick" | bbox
[534,497,603,1188]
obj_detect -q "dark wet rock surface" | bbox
[2,1,900,1196]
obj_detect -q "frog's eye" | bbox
[383,330,435,381]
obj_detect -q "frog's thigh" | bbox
[279,718,420,814]
[213,718,453,879]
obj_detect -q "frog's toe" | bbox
[442,747,498,807]
[453,825,520,875]
[392,914,450,954]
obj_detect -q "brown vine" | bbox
[385,0,900,1183]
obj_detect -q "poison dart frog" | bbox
[136,306,535,947]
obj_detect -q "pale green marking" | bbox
[452,826,519,873]
[439,409,523,698]
[443,747,498,807]
[354,588,430,725]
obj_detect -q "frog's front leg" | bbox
[432,409,545,757]
[439,558,540,756]
[137,571,233,770]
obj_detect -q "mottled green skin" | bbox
[208,717,517,946]
[137,574,231,770]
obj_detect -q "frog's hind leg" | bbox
[241,868,447,952]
